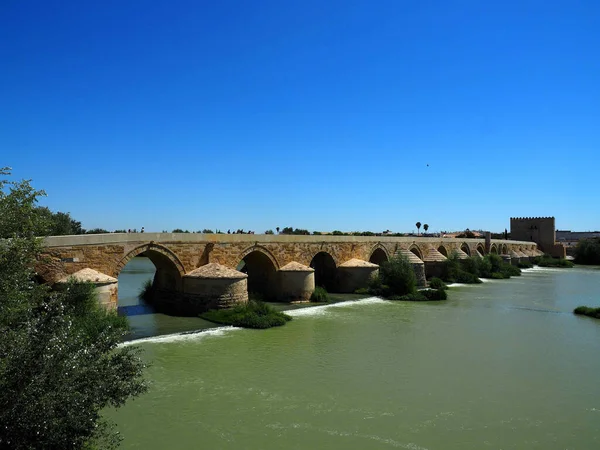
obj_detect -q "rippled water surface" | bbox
[110,263,600,449]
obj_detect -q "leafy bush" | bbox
[440,254,482,284]
[537,257,574,268]
[201,300,292,329]
[518,261,534,269]
[574,306,600,319]
[388,292,428,301]
[420,288,447,300]
[574,237,600,265]
[379,253,417,296]
[428,277,447,290]
[389,290,446,301]
[310,286,330,302]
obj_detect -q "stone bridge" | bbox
[38,233,540,313]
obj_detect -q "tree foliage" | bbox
[574,238,600,265]
[0,168,147,449]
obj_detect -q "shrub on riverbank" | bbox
[574,237,600,265]
[574,306,600,319]
[441,254,520,282]
[378,253,417,296]
[310,286,330,302]
[355,255,447,301]
[518,261,534,269]
[536,256,574,268]
[201,300,292,329]
[388,288,447,301]
[428,277,448,290]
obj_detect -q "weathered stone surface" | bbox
[279,261,314,272]
[185,263,247,279]
[339,258,378,268]
[38,234,540,310]
[57,268,117,284]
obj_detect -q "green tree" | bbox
[265,229,274,234]
[423,224,429,234]
[574,237,600,265]
[379,253,417,296]
[0,168,147,449]
[415,222,421,235]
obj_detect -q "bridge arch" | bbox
[501,244,508,255]
[408,244,423,260]
[490,244,498,254]
[238,245,280,270]
[369,244,389,266]
[460,243,471,256]
[310,251,338,292]
[476,243,485,256]
[437,245,449,258]
[237,246,279,300]
[114,243,185,301]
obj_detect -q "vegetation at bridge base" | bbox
[389,288,447,301]
[0,167,147,449]
[441,253,521,283]
[428,277,448,290]
[310,286,330,303]
[354,254,447,301]
[574,306,600,319]
[574,238,600,265]
[201,300,292,329]
[518,261,534,269]
[534,255,574,268]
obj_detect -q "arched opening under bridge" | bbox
[369,248,388,266]
[460,243,471,256]
[437,246,448,257]
[490,245,498,254]
[237,250,277,300]
[476,244,485,256]
[116,245,184,315]
[310,252,338,292]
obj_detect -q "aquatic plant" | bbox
[574,306,600,319]
[310,286,330,303]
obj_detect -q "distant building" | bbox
[556,230,600,253]
[510,217,565,258]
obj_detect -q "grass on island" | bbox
[574,306,600,320]
[201,299,292,329]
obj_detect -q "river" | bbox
[110,258,600,449]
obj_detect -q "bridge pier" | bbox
[56,268,119,310]
[277,262,315,302]
[337,259,379,293]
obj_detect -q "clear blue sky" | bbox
[1,0,599,234]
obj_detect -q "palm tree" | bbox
[276,227,280,234]
[416,222,421,236]
[423,224,429,235]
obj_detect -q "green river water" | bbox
[110,258,600,449]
